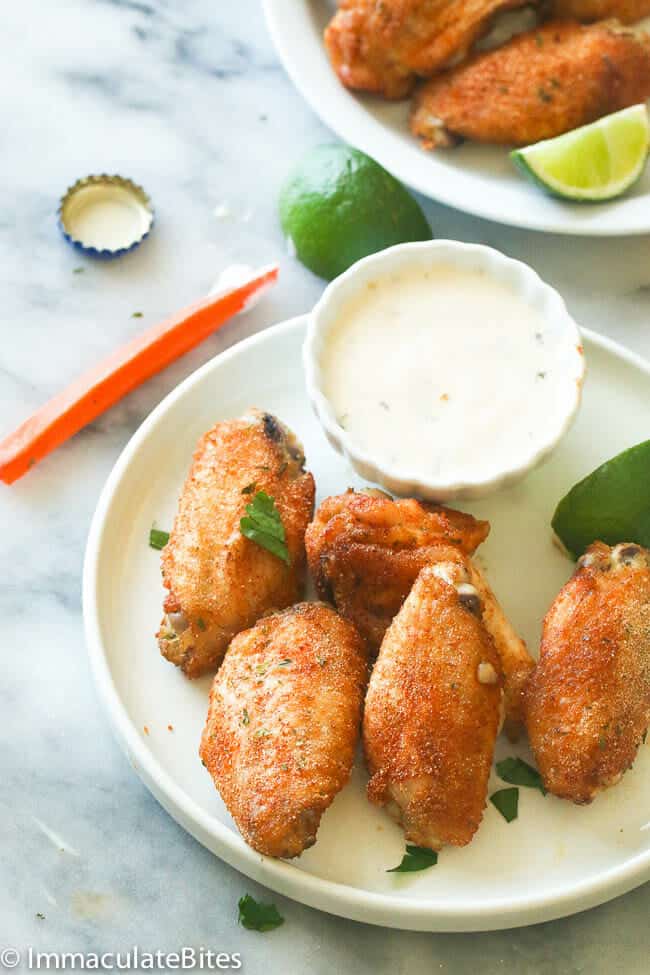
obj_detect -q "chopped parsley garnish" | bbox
[197,618,207,631]
[387,845,438,873]
[240,491,290,565]
[496,757,546,795]
[132,311,143,318]
[278,659,293,667]
[241,482,257,495]
[73,266,85,274]
[149,527,170,550]
[490,787,519,822]
[238,894,284,932]
[241,708,250,726]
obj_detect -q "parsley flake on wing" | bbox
[240,490,291,565]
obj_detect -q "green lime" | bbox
[279,144,431,280]
[552,440,650,559]
[511,104,649,202]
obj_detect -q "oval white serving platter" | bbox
[263,0,650,236]
[84,315,650,932]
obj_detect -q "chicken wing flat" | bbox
[551,0,650,23]
[363,562,503,848]
[199,602,368,858]
[306,489,489,651]
[324,0,535,99]
[305,489,532,730]
[526,542,650,804]
[411,20,650,147]
[158,410,315,678]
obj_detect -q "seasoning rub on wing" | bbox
[526,542,650,803]
[363,561,503,849]
[411,20,650,148]
[200,602,368,857]
[157,410,315,678]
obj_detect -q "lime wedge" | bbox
[552,440,650,559]
[512,105,649,202]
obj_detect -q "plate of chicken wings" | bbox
[263,0,650,233]
[84,315,650,931]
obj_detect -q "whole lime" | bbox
[279,144,431,280]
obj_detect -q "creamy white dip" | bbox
[320,265,582,483]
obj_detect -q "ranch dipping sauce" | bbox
[320,264,582,486]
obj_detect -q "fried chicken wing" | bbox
[158,410,315,678]
[306,489,532,730]
[306,489,489,650]
[411,20,650,147]
[551,0,650,23]
[363,561,503,848]
[460,559,534,735]
[526,542,650,804]
[324,0,535,99]
[199,602,368,858]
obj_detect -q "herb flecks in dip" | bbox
[320,265,577,484]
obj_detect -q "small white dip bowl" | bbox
[303,240,585,501]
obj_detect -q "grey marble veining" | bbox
[3,2,650,972]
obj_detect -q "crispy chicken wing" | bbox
[411,20,650,147]
[550,0,650,23]
[324,0,536,99]
[526,542,650,803]
[199,602,368,857]
[306,489,489,651]
[363,561,503,848]
[158,410,315,678]
[306,489,532,730]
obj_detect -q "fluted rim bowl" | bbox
[303,240,586,501]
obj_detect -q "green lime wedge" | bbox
[512,104,649,202]
[279,144,431,280]
[552,440,650,559]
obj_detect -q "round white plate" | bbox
[84,316,650,932]
[263,0,650,235]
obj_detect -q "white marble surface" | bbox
[3,1,650,971]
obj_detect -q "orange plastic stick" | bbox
[0,264,279,484]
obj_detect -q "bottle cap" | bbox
[58,174,154,258]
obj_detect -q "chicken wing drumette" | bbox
[200,602,368,858]
[324,0,536,99]
[306,488,489,650]
[158,410,315,678]
[363,561,503,849]
[306,489,532,730]
[411,20,650,147]
[526,542,650,804]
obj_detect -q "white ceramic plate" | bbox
[84,316,650,932]
[263,0,650,235]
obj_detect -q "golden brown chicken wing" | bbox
[458,558,534,735]
[306,488,489,651]
[411,20,650,147]
[324,0,535,99]
[306,489,532,731]
[550,0,650,23]
[199,602,368,858]
[526,542,650,804]
[158,410,315,678]
[363,561,503,848]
